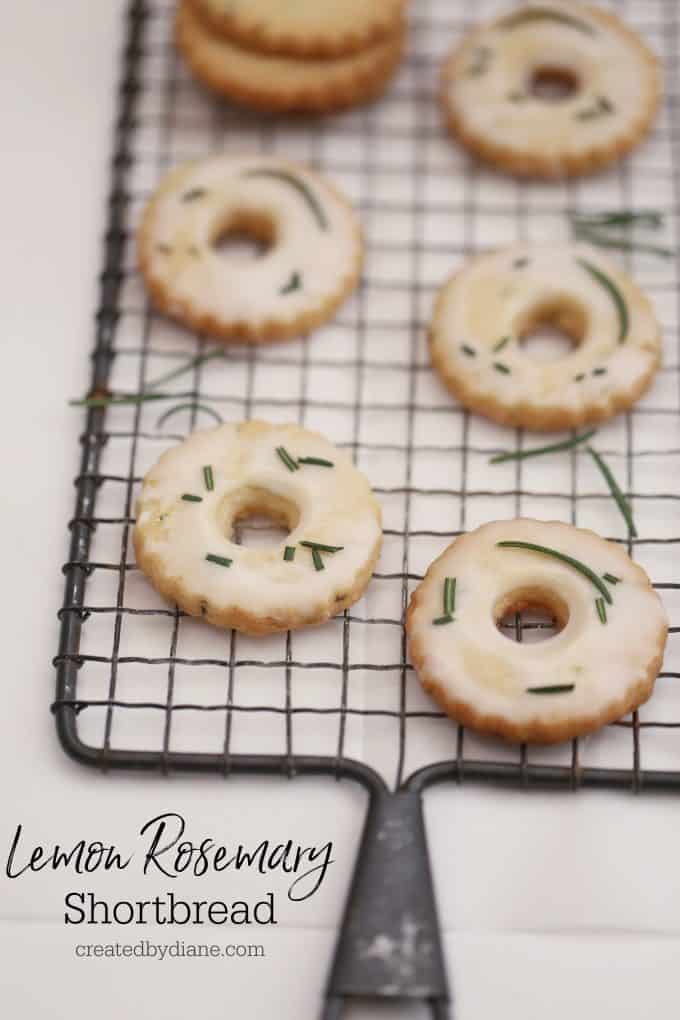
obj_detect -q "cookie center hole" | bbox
[529,66,580,102]
[517,299,586,363]
[494,588,569,645]
[211,212,275,263]
[220,488,299,550]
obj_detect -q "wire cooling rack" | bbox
[54,0,680,1015]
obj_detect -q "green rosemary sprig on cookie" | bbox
[181,188,207,203]
[298,456,334,468]
[280,271,302,295]
[276,446,299,472]
[311,548,324,571]
[497,541,613,604]
[300,541,344,554]
[576,258,629,343]
[526,684,576,695]
[575,96,614,121]
[242,169,328,231]
[499,7,595,35]
[443,576,456,615]
[433,576,457,625]
[205,553,232,568]
[300,540,343,572]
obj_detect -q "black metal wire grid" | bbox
[55,0,680,800]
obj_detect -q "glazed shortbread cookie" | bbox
[176,1,405,114]
[134,422,383,635]
[138,154,362,343]
[407,519,668,744]
[429,243,661,431]
[441,2,660,177]
[188,0,407,58]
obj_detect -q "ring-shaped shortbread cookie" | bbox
[440,1,660,178]
[176,1,405,115]
[186,0,406,59]
[134,422,383,635]
[429,243,661,431]
[407,519,668,744]
[138,154,363,343]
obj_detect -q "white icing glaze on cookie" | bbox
[138,154,362,342]
[429,243,661,430]
[134,421,382,633]
[441,2,660,176]
[407,519,668,744]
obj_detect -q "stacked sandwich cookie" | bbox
[176,0,408,114]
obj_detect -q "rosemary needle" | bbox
[276,446,299,472]
[242,169,328,231]
[571,211,663,229]
[490,429,596,465]
[443,577,456,616]
[298,456,334,468]
[70,350,225,409]
[497,541,612,604]
[587,446,637,538]
[576,258,629,343]
[300,541,343,554]
[570,208,672,259]
[156,402,223,428]
[526,684,575,695]
[69,392,168,409]
[311,548,324,571]
[574,227,673,259]
[146,349,225,389]
[205,554,232,568]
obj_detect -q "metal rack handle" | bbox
[324,789,450,1018]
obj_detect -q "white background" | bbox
[1,2,680,1018]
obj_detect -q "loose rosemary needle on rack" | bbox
[490,429,596,464]
[69,348,226,409]
[587,446,637,538]
[491,431,637,538]
[569,209,673,258]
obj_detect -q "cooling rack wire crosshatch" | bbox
[57,0,680,796]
